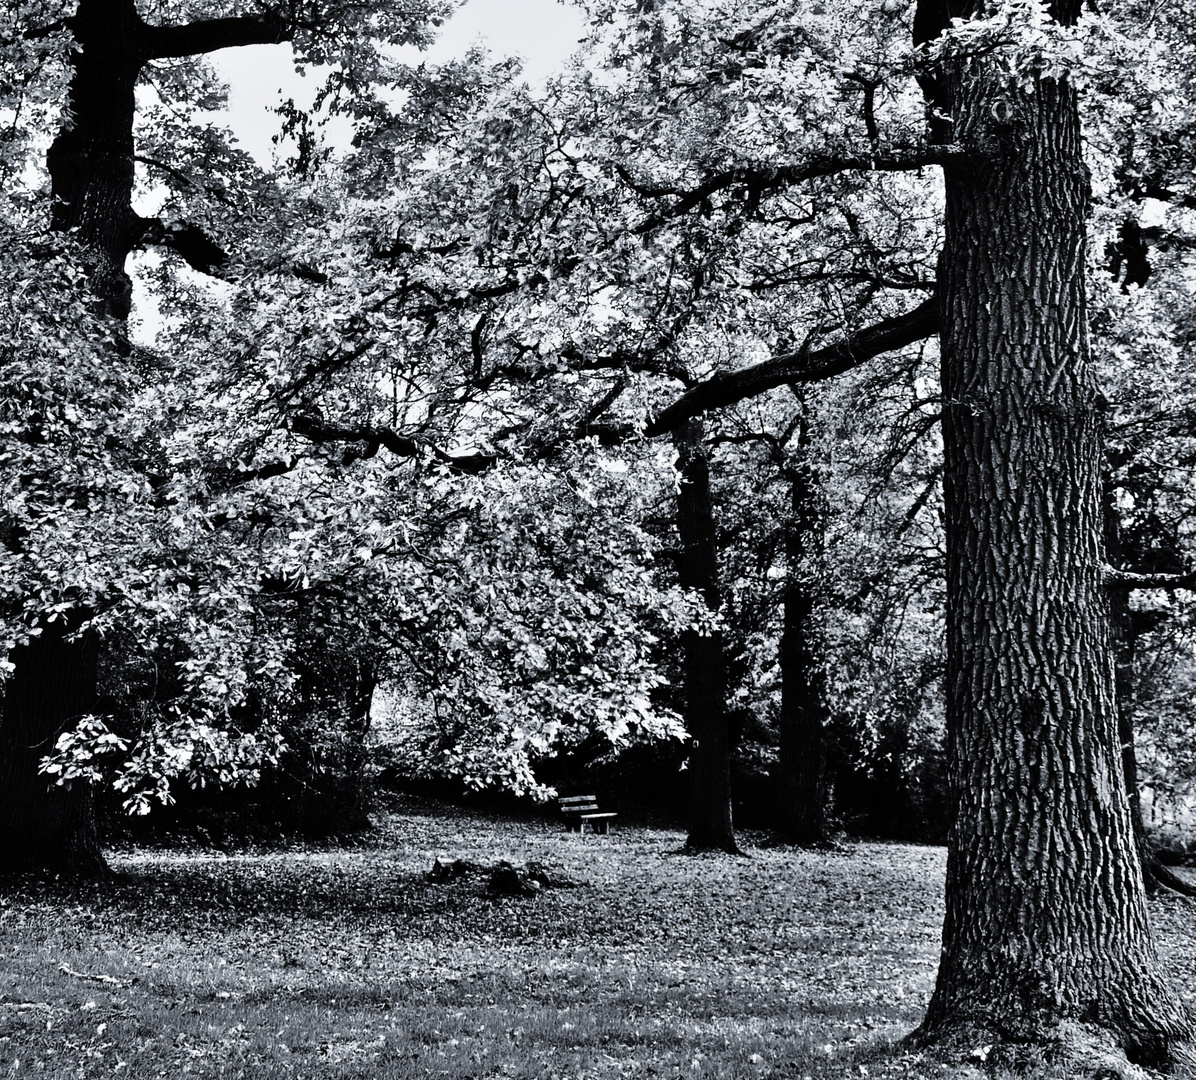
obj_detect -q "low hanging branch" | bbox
[643,297,940,437]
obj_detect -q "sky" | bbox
[209,0,588,163]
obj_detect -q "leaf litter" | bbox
[0,797,1190,1079]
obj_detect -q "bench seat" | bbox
[559,796,617,834]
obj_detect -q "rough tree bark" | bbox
[911,0,1195,1066]
[0,0,290,876]
[773,415,831,846]
[673,419,739,854]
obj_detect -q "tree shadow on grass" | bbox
[0,855,584,934]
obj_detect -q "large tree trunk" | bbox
[2,0,287,877]
[1,0,146,877]
[46,0,142,321]
[773,423,830,846]
[0,623,106,875]
[912,12,1193,1066]
[673,419,738,854]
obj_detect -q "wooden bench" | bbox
[558,795,617,834]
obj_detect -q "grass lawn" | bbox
[1,799,1193,1079]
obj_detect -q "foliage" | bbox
[367,443,690,797]
[7,0,1196,839]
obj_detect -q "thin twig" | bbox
[58,964,128,987]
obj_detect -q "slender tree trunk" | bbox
[673,419,738,853]
[318,654,376,832]
[774,423,830,845]
[912,18,1193,1065]
[340,658,378,831]
[1103,476,1159,890]
[1104,484,1196,898]
[1109,569,1155,882]
[1121,702,1196,898]
[0,622,106,875]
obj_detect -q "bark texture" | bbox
[774,426,831,845]
[913,15,1194,1065]
[673,420,738,854]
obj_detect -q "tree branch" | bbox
[626,146,964,235]
[643,297,940,437]
[138,218,229,277]
[1104,566,1196,591]
[21,19,72,39]
[289,414,497,474]
[140,10,290,59]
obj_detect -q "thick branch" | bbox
[644,297,939,437]
[138,218,229,277]
[1104,566,1196,591]
[290,415,496,475]
[140,10,289,59]
[626,146,964,235]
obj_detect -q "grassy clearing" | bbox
[0,799,1192,1079]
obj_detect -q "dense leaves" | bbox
[3,0,1196,866]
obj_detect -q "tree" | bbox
[1096,290,1196,895]
[672,418,738,852]
[773,403,833,846]
[2,0,291,873]
[0,0,444,874]
[906,0,1192,1059]
[0,222,150,875]
[589,0,1194,1064]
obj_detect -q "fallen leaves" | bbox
[0,801,1190,1078]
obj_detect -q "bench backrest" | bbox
[559,795,600,814]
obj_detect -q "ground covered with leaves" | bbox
[0,799,1193,1079]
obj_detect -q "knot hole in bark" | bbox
[1018,691,1056,794]
[958,94,1027,166]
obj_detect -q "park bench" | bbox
[558,795,617,834]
